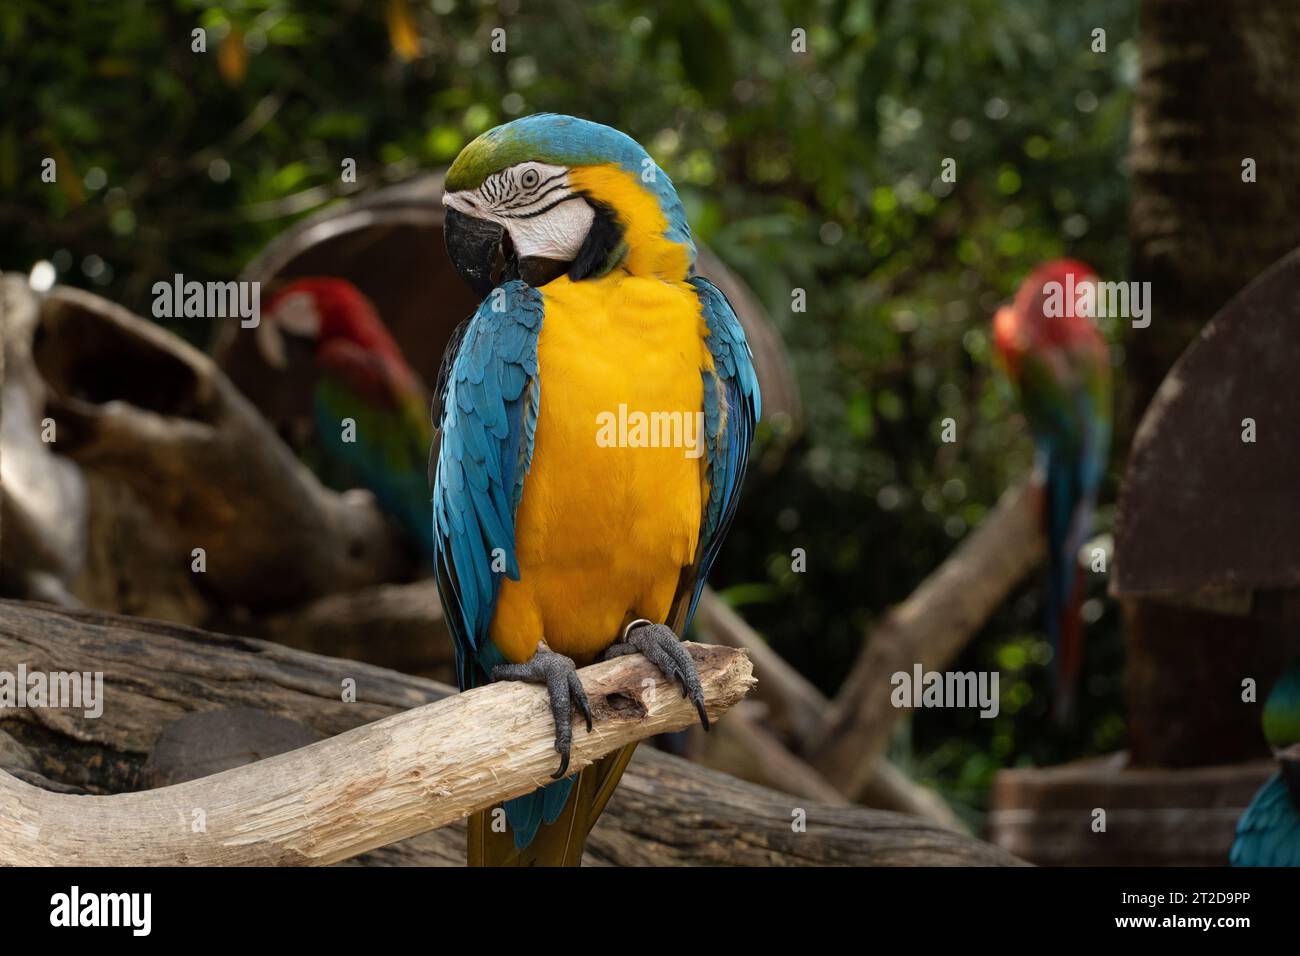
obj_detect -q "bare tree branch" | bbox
[696,588,968,831]
[812,479,1045,798]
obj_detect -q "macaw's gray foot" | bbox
[493,645,592,779]
[602,621,710,732]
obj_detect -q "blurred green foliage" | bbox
[2,0,1137,828]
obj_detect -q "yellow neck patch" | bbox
[568,164,691,282]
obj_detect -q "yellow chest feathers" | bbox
[488,274,712,665]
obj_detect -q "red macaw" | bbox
[993,259,1112,718]
[257,277,435,559]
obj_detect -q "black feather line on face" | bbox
[500,192,583,220]
[500,180,569,212]
[568,200,626,281]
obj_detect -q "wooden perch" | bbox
[254,583,965,832]
[0,600,1020,865]
[13,283,411,617]
[1,634,752,866]
[256,581,964,830]
[812,478,1045,798]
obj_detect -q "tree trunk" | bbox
[1128,0,1300,428]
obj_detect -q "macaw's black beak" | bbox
[444,207,504,298]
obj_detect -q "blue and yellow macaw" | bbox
[433,114,760,865]
[1231,659,1300,866]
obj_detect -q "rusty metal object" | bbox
[214,172,802,452]
[1113,247,1300,602]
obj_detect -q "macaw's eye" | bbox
[520,167,540,189]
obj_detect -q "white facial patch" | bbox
[257,289,321,368]
[273,291,321,337]
[443,161,594,262]
[505,198,595,261]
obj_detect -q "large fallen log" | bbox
[0,600,1020,866]
[0,277,88,604]
[6,281,411,620]
[253,580,454,682]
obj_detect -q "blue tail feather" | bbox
[1231,773,1300,866]
[504,776,576,849]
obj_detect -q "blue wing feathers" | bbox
[431,281,577,851]
[681,276,761,632]
[432,280,544,691]
[314,385,437,559]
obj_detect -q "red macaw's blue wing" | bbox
[1231,773,1300,866]
[314,340,436,559]
[1016,334,1111,706]
[672,276,762,633]
[431,280,542,694]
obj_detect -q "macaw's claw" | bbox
[602,622,710,732]
[493,646,592,779]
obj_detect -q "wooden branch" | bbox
[18,284,411,616]
[859,759,968,833]
[697,700,851,806]
[346,746,1015,867]
[256,582,965,828]
[812,478,1045,797]
[0,600,1019,865]
[696,587,967,831]
[695,588,827,745]
[1,637,752,865]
